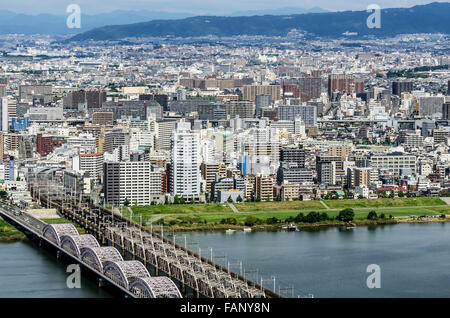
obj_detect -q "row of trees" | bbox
[219,208,357,226]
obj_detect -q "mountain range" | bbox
[0,7,326,35]
[67,2,450,41]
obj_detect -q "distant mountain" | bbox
[68,2,450,41]
[229,7,328,16]
[0,10,195,35]
[0,7,326,35]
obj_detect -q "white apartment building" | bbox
[170,122,202,199]
[103,161,162,206]
[73,152,104,180]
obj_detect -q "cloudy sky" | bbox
[0,0,447,15]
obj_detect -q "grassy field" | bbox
[131,203,232,215]
[234,200,325,212]
[129,197,446,220]
[323,197,446,209]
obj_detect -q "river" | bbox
[0,240,111,298]
[179,223,450,297]
[2,223,450,297]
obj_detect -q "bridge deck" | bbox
[30,181,281,298]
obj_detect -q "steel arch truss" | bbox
[103,260,150,290]
[60,234,100,258]
[129,277,182,298]
[80,246,123,272]
[42,223,79,246]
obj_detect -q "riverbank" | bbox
[0,217,85,242]
[0,220,26,242]
[150,216,450,233]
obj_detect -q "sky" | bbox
[0,0,448,15]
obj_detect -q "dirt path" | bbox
[319,201,330,209]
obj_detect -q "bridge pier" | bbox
[98,278,106,288]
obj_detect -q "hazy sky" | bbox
[0,0,447,15]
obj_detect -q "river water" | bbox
[0,240,110,298]
[179,223,450,298]
[2,223,450,297]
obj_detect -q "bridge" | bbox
[26,176,281,298]
[0,204,182,298]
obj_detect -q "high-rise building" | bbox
[317,161,336,185]
[278,105,317,126]
[63,89,106,110]
[19,84,53,103]
[392,81,413,96]
[255,94,271,116]
[0,98,8,132]
[255,175,273,201]
[433,129,449,144]
[0,133,3,160]
[104,130,130,153]
[103,162,162,206]
[170,122,202,199]
[242,85,281,103]
[225,100,255,119]
[442,102,450,120]
[280,147,305,168]
[299,77,322,99]
[92,112,114,126]
[73,153,104,180]
[37,133,54,156]
[418,96,445,117]
[0,84,6,98]
[328,74,364,99]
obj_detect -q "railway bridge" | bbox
[29,180,281,298]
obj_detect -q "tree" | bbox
[266,217,280,224]
[380,213,386,219]
[367,211,378,220]
[303,212,322,223]
[236,195,243,202]
[295,213,305,223]
[221,217,237,225]
[398,191,404,198]
[244,216,259,226]
[255,196,261,202]
[123,198,130,206]
[227,196,233,203]
[173,195,180,204]
[388,191,395,198]
[337,208,355,222]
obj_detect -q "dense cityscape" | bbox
[0,33,449,210]
[1,2,450,301]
